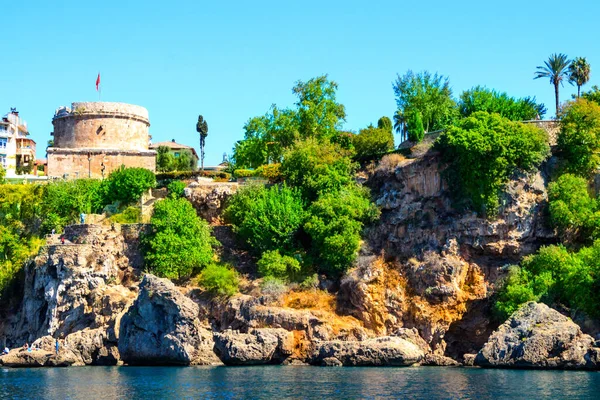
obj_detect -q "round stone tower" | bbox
[47,102,156,179]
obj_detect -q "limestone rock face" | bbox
[309,336,424,366]
[2,224,139,346]
[185,182,238,222]
[118,274,220,366]
[475,302,600,369]
[213,328,294,365]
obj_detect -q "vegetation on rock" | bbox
[143,198,216,280]
[436,112,550,215]
[197,263,239,296]
[458,86,546,120]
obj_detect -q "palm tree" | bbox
[393,110,407,143]
[568,57,591,98]
[534,53,571,117]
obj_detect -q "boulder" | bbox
[118,274,221,365]
[310,336,424,366]
[475,302,600,369]
[64,328,119,365]
[0,348,80,368]
[213,328,294,365]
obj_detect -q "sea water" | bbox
[1,365,599,399]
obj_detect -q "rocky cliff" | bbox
[0,153,579,369]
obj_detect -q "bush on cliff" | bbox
[103,166,156,206]
[224,184,304,254]
[494,244,600,321]
[556,98,600,177]
[351,123,395,161]
[304,186,379,276]
[143,198,217,280]
[280,138,356,202]
[548,173,600,243]
[436,111,550,216]
[257,250,302,282]
[197,263,239,297]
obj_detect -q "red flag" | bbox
[96,73,100,91]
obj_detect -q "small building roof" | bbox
[150,139,198,159]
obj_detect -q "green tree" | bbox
[167,180,186,199]
[281,138,356,202]
[293,75,346,140]
[581,85,600,105]
[393,70,458,132]
[156,146,175,172]
[143,198,216,280]
[436,112,550,215]
[352,123,395,161]
[458,86,547,120]
[0,165,5,184]
[557,98,600,177]
[406,111,425,143]
[377,116,392,132]
[224,184,305,254]
[568,57,591,98]
[196,115,208,172]
[534,53,571,117]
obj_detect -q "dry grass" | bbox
[375,153,406,175]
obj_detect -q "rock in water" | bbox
[118,274,220,365]
[475,302,600,369]
[213,328,294,365]
[310,336,424,366]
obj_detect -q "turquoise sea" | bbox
[1,366,599,399]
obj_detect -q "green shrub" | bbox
[198,264,239,296]
[167,180,186,199]
[557,98,600,177]
[109,206,141,224]
[352,124,395,161]
[224,184,304,254]
[548,173,600,242]
[41,179,105,232]
[104,166,156,205]
[257,250,301,281]
[436,112,550,216]
[304,186,379,276]
[233,169,255,178]
[143,198,217,280]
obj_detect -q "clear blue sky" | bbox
[1,1,598,165]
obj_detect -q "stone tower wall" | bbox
[52,102,150,151]
[48,102,156,178]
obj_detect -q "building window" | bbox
[0,155,6,168]
[174,152,180,158]
[0,137,7,149]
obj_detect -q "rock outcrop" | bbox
[214,328,294,365]
[2,224,139,346]
[310,336,424,366]
[118,274,221,365]
[185,182,238,222]
[0,347,81,368]
[475,302,600,369]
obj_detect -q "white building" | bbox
[0,108,36,177]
